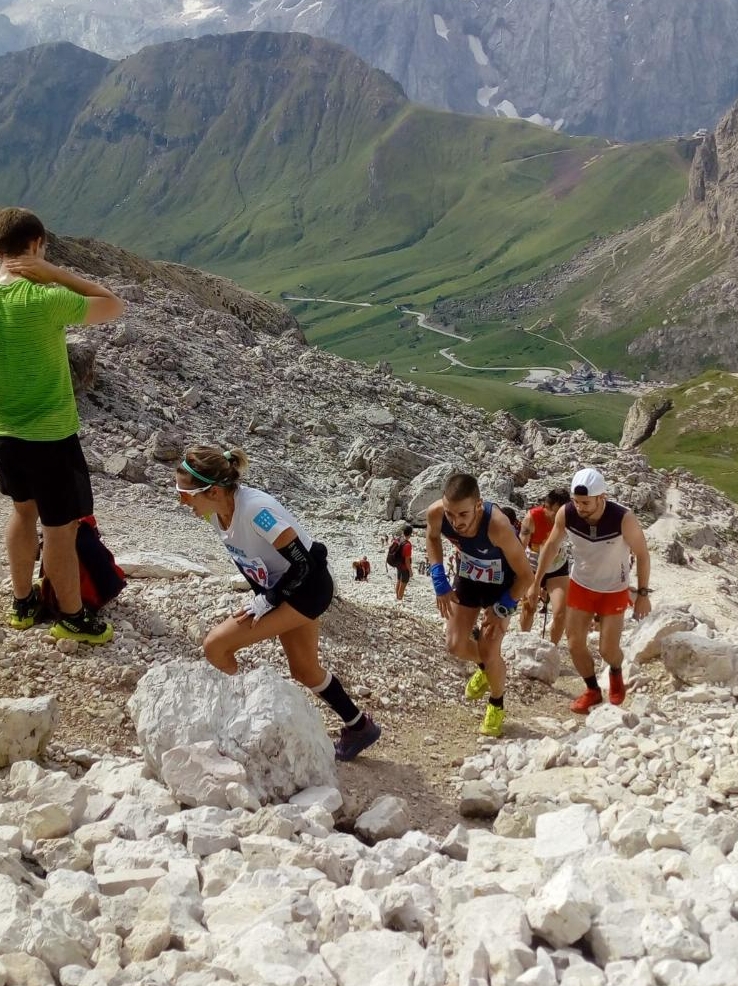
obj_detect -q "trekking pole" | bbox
[541,595,549,639]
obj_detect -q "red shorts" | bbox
[568,580,631,617]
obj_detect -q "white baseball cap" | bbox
[571,468,606,496]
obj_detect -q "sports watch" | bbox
[492,601,517,619]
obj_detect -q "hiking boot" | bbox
[334,715,381,762]
[51,608,113,645]
[570,688,603,714]
[609,670,626,706]
[465,667,489,700]
[7,585,43,630]
[479,704,505,737]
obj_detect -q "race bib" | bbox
[226,547,270,588]
[458,552,503,584]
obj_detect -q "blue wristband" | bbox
[430,563,452,596]
[498,590,518,610]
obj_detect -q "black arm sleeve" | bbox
[264,536,316,607]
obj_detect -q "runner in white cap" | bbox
[528,467,652,713]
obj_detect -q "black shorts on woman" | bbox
[250,541,333,621]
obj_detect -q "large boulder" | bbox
[403,462,457,522]
[0,697,58,767]
[365,477,400,520]
[127,664,337,803]
[662,632,738,685]
[625,607,698,664]
[365,445,434,481]
[502,633,561,684]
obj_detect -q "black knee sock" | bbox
[584,674,600,691]
[488,694,504,709]
[312,672,364,728]
[609,666,622,678]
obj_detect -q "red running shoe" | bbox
[570,688,603,714]
[609,670,626,706]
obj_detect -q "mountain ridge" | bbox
[2,0,738,140]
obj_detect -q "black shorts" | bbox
[396,568,410,584]
[0,434,93,527]
[453,573,515,610]
[542,561,569,588]
[284,543,334,620]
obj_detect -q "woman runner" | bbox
[175,445,381,761]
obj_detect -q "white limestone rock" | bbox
[609,807,655,857]
[661,632,738,685]
[128,663,337,803]
[404,462,456,521]
[503,633,561,684]
[27,901,99,976]
[0,698,58,767]
[526,862,594,948]
[320,929,428,986]
[289,785,343,813]
[355,796,411,842]
[0,952,54,985]
[508,767,605,807]
[0,875,35,953]
[160,740,251,809]
[534,805,601,865]
[625,607,697,664]
[116,552,212,577]
[464,829,541,896]
[459,779,505,818]
[83,758,180,816]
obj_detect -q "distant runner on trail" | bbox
[352,555,370,581]
[531,468,652,714]
[393,524,413,601]
[426,472,533,738]
[176,445,380,762]
[0,207,124,644]
[519,489,571,644]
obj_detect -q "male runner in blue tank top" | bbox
[426,472,533,737]
[531,467,652,714]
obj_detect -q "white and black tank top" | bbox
[564,500,631,593]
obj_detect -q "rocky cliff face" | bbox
[1,0,737,139]
[619,396,674,450]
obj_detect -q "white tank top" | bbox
[565,500,631,593]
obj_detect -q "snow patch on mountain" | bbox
[295,0,323,19]
[180,0,223,19]
[477,85,499,108]
[467,34,489,66]
[433,14,449,41]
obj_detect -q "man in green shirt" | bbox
[0,208,124,643]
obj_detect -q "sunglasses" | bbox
[175,483,212,496]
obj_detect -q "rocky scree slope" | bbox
[2,0,738,140]
[2,234,738,984]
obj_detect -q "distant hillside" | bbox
[0,35,688,365]
[632,371,738,502]
[2,0,738,140]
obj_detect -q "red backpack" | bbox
[40,515,126,613]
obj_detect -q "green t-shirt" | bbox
[0,279,89,440]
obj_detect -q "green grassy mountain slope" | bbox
[1,34,688,319]
[635,371,738,500]
[0,32,705,449]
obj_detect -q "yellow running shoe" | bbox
[479,704,506,737]
[465,667,489,700]
[7,585,44,630]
